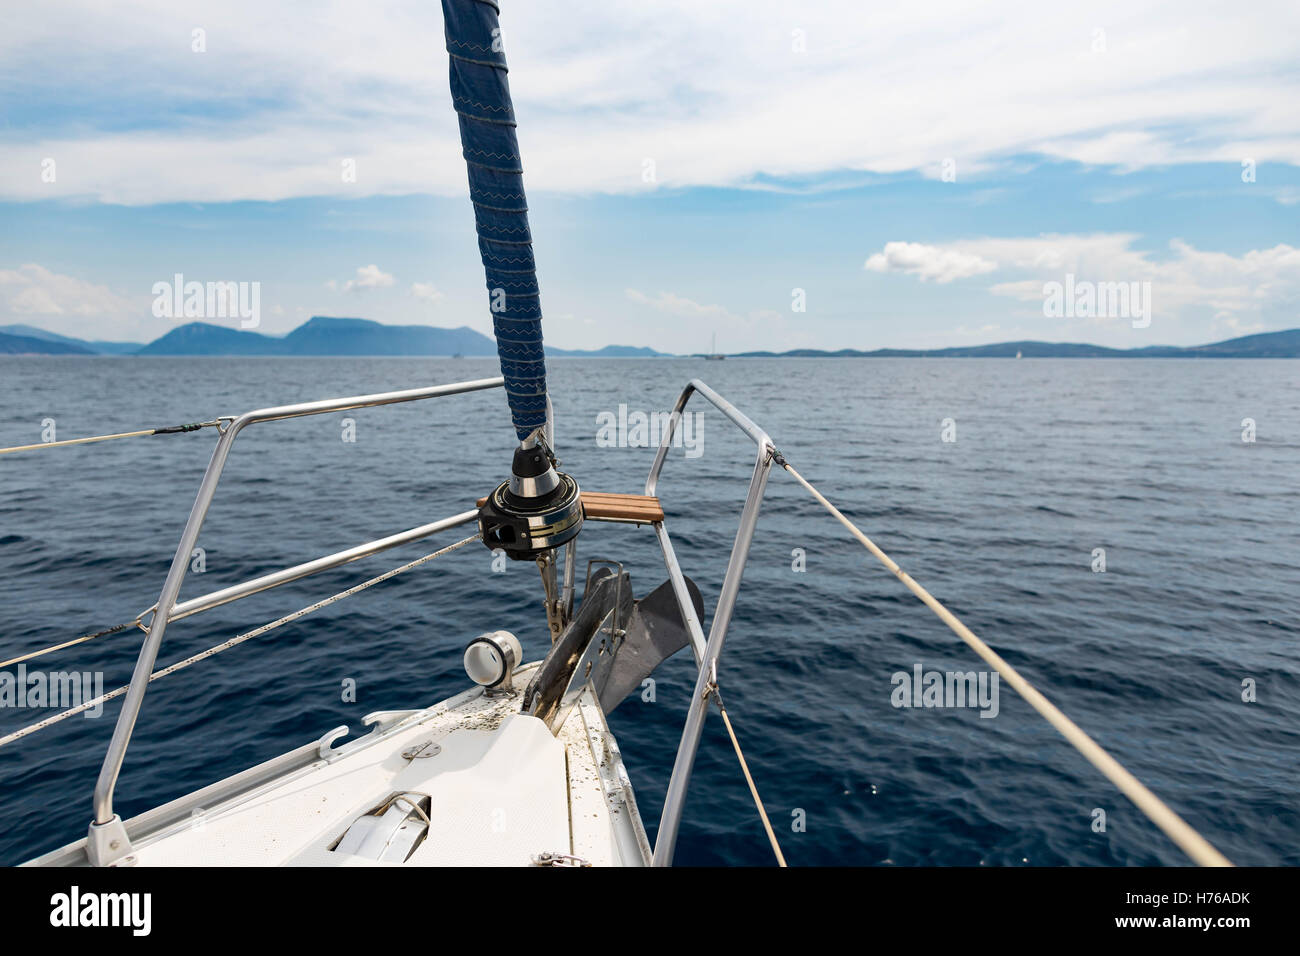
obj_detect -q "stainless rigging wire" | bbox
[0,533,480,751]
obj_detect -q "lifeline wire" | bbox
[0,619,143,670]
[709,686,788,867]
[776,454,1232,867]
[0,533,480,750]
[0,419,226,455]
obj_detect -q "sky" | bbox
[1,0,1297,352]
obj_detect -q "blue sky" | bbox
[1,0,1297,351]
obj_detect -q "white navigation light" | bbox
[464,630,522,691]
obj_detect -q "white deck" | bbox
[28,663,653,867]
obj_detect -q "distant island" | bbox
[0,317,663,358]
[734,327,1300,359]
[2,318,1299,358]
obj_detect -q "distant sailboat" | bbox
[705,332,725,360]
[1015,350,1022,359]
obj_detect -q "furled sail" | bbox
[442,0,547,441]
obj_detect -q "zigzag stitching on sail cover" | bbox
[453,96,512,114]
[465,149,519,162]
[446,38,497,53]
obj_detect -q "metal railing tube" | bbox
[652,441,773,865]
[89,377,503,840]
[92,425,238,828]
[643,378,776,866]
[652,521,708,666]
[167,511,479,623]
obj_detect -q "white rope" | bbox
[0,533,480,750]
[0,419,226,456]
[777,457,1233,868]
[710,688,787,867]
[0,617,145,670]
[0,428,154,454]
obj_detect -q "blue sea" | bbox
[1,356,1297,866]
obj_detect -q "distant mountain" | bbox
[549,344,664,357]
[0,324,141,355]
[134,317,668,357]
[734,328,1300,359]
[280,316,499,356]
[0,330,95,355]
[9,318,1298,359]
[135,322,286,356]
[134,317,495,356]
[1179,328,1300,357]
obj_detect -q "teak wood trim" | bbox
[475,491,664,523]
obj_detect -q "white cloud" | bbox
[0,263,134,316]
[328,264,395,293]
[872,233,1300,332]
[2,1,1298,203]
[626,288,733,320]
[624,288,787,349]
[411,281,444,303]
[864,242,997,283]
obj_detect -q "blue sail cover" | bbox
[442,0,547,441]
